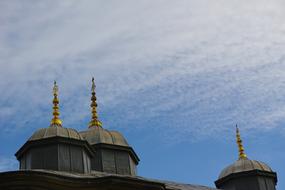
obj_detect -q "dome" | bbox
[80,127,129,146]
[218,158,273,179]
[29,127,84,141]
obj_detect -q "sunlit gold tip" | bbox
[236,124,247,160]
[89,77,102,128]
[50,81,62,127]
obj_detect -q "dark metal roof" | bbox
[80,127,129,146]
[29,127,84,141]
[218,158,273,179]
[163,181,219,190]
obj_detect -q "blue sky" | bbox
[0,0,285,189]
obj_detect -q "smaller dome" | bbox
[80,127,129,146]
[29,127,84,141]
[218,158,273,179]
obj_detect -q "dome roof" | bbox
[80,127,129,146]
[29,127,84,141]
[218,158,273,179]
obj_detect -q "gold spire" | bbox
[236,125,247,160]
[89,77,102,128]
[50,81,62,127]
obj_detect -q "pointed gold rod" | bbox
[50,81,62,127]
[89,77,102,128]
[236,124,247,160]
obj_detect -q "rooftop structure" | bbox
[0,80,278,190]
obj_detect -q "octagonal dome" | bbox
[218,158,273,179]
[29,127,84,141]
[80,127,129,146]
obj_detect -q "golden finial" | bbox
[89,77,102,128]
[236,124,247,159]
[50,81,62,127]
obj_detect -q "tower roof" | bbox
[28,81,84,141]
[218,159,273,179]
[217,125,275,180]
[82,78,129,146]
[29,127,84,141]
[80,127,129,146]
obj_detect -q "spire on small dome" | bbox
[89,77,102,128]
[236,124,247,160]
[50,81,62,127]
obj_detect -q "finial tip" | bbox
[91,77,95,92]
[53,81,58,94]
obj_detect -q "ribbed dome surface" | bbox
[80,127,129,146]
[29,127,84,141]
[219,158,273,179]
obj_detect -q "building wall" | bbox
[20,143,91,173]
[101,149,131,175]
[91,147,137,176]
[218,175,276,190]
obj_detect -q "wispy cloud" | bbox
[1,0,285,141]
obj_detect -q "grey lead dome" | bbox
[80,127,129,146]
[29,127,84,141]
[218,158,273,179]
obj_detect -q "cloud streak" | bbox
[1,0,285,141]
